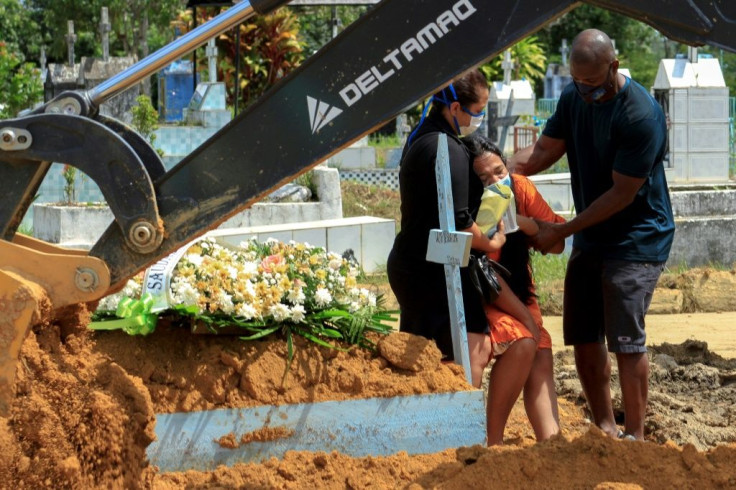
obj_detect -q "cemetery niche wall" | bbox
[653,49,730,183]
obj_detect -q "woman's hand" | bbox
[488,220,506,250]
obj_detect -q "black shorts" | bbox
[563,248,664,354]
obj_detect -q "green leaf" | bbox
[238,326,280,340]
[294,328,348,351]
[312,328,343,339]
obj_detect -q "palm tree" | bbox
[480,36,547,90]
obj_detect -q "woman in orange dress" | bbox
[465,134,566,445]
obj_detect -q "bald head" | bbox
[570,29,616,66]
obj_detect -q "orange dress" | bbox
[486,175,566,357]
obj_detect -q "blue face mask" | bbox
[497,172,512,188]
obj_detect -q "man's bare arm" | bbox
[532,171,647,252]
[508,135,566,176]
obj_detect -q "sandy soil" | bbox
[545,312,736,359]
[0,268,734,488]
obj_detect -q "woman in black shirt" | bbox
[387,69,538,388]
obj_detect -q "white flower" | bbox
[185,253,203,267]
[236,302,258,320]
[290,304,306,323]
[241,261,258,276]
[121,279,142,298]
[171,280,199,306]
[97,293,122,312]
[269,303,291,322]
[287,288,306,305]
[315,287,332,307]
[214,291,235,315]
[328,258,342,270]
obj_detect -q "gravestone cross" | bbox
[497,89,516,152]
[206,39,218,83]
[66,21,77,67]
[99,7,111,61]
[425,134,473,384]
[502,49,514,86]
[560,39,569,67]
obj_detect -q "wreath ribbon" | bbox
[88,293,158,336]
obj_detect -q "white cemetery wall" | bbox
[671,89,688,123]
[688,88,729,122]
[497,99,536,118]
[688,125,729,153]
[686,153,730,182]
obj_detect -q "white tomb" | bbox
[488,51,537,154]
[652,51,730,183]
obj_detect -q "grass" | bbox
[539,154,570,174]
[530,251,569,313]
[368,133,401,149]
[341,180,401,227]
[368,134,402,168]
[294,170,318,198]
[530,251,569,284]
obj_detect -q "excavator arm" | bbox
[0,0,734,413]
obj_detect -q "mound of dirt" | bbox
[91,320,470,413]
[555,339,736,451]
[0,306,156,489]
[152,430,736,489]
[1,305,735,488]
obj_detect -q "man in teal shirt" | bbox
[510,28,675,441]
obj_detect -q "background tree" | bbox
[28,0,186,62]
[535,5,663,94]
[479,36,547,91]
[290,5,369,56]
[184,6,304,111]
[0,0,43,63]
[0,42,43,118]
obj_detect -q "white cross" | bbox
[560,39,569,67]
[426,134,473,384]
[99,7,111,61]
[206,39,218,83]
[501,49,514,85]
[66,21,77,67]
